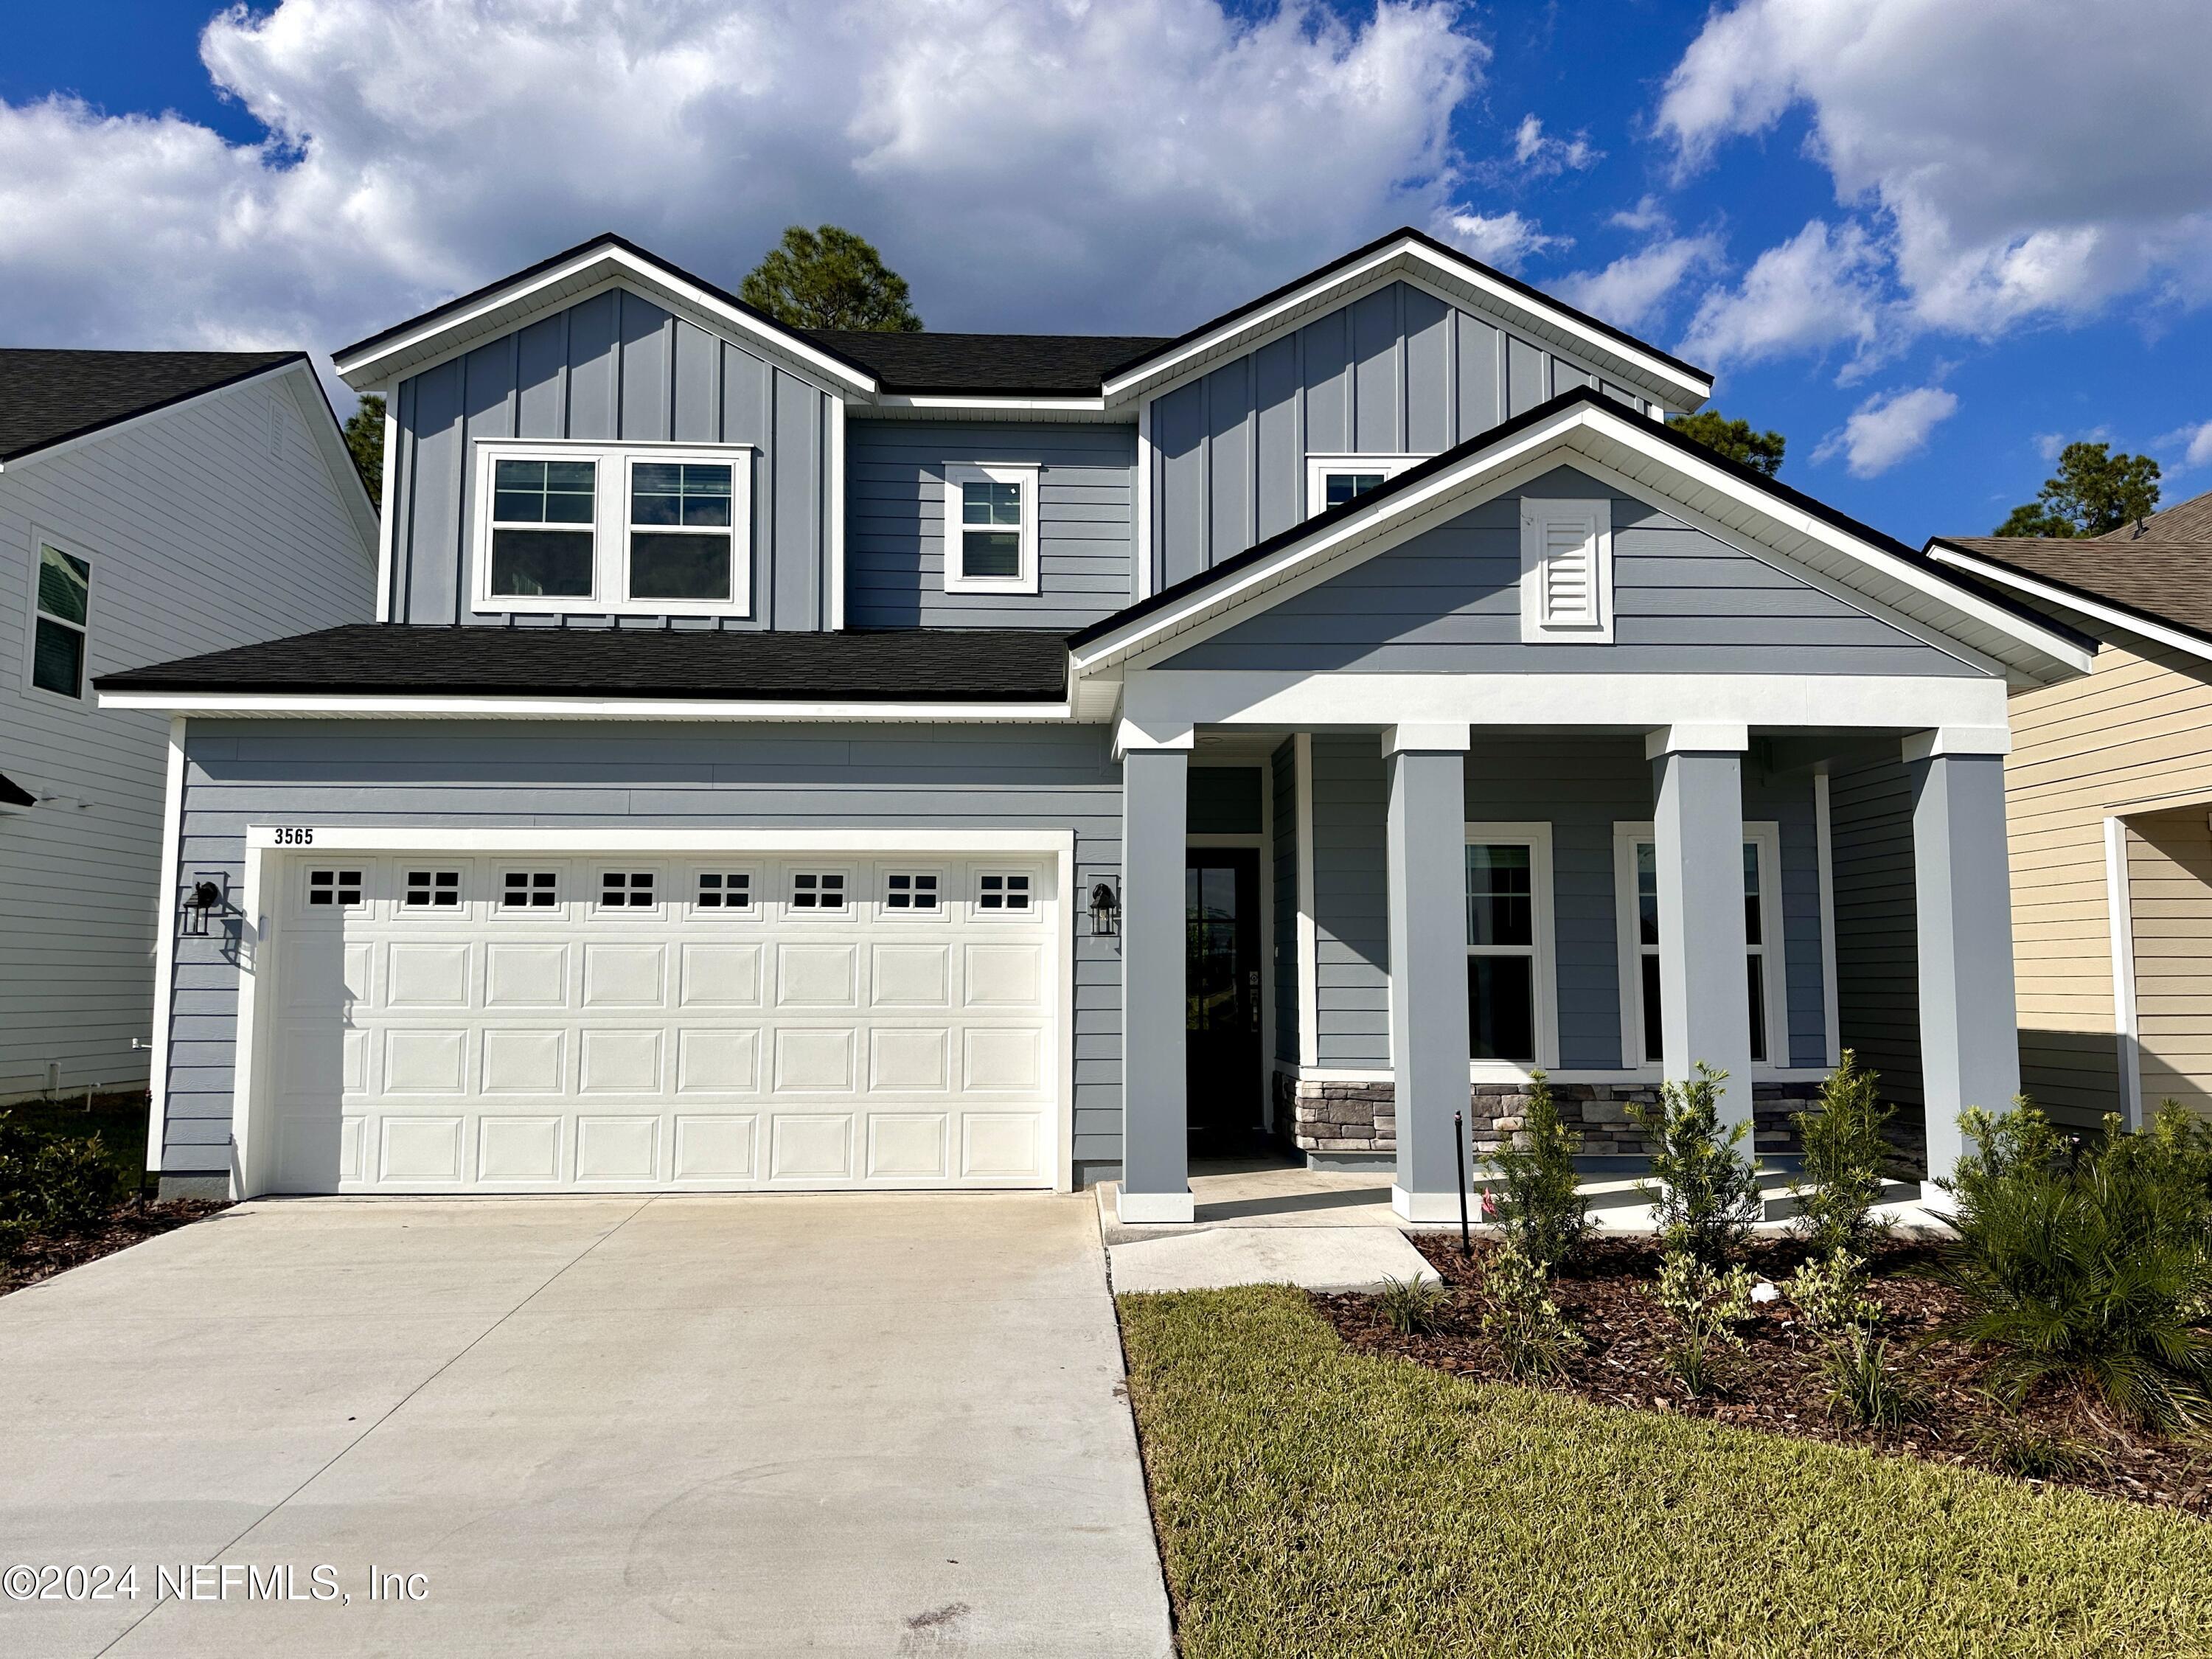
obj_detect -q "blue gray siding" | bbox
[1829,751,1924,1110]
[388,286,836,630]
[1148,282,1649,586]
[1165,467,1980,677]
[161,721,1127,1180]
[1310,733,1829,1071]
[1271,740,1298,1065]
[844,420,1135,628]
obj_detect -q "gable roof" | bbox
[2098,484,2212,543]
[1070,385,2092,686]
[798,330,1170,396]
[0,349,302,465]
[1927,535,2212,660]
[1098,226,1714,411]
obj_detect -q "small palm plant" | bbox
[1629,1064,1764,1267]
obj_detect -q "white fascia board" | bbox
[246,825,1075,855]
[1927,541,2212,667]
[333,246,877,397]
[1102,237,1712,411]
[869,394,1116,420]
[97,690,1086,723]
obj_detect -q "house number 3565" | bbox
[273,826,316,845]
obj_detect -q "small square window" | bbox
[307,868,364,908]
[501,870,558,909]
[403,869,462,908]
[599,870,655,908]
[886,873,939,911]
[792,872,846,910]
[697,871,752,909]
[978,873,1032,912]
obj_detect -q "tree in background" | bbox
[1995,441,2160,537]
[1666,409,1786,478]
[740,226,922,332]
[343,392,385,512]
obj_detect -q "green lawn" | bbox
[1117,1285,2212,1659]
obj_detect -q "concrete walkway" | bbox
[0,1194,1173,1659]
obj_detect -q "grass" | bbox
[4,1093,151,1196]
[1117,1285,2212,1659]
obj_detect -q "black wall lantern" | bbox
[1089,880,1119,937]
[181,877,225,937]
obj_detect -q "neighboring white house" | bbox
[1,349,379,1103]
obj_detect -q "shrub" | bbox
[1629,1065,1763,1267]
[1650,1248,1756,1397]
[1789,1050,1894,1256]
[0,1110,122,1262]
[1936,1101,2212,1433]
[1823,1326,1921,1429]
[1480,1241,1585,1382]
[1783,1248,1883,1334]
[1489,1071,1587,1273]
[1970,1417,2110,1483]
[1375,1274,1451,1336]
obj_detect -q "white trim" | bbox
[1901,725,2011,760]
[1288,1062,1842,1087]
[1116,1187,1195,1224]
[942,461,1041,596]
[1115,717,1195,754]
[1257,765,1277,1125]
[1613,820,1788,1073]
[1294,732,1318,1070]
[1304,453,1425,518]
[245,826,1075,855]
[1382,723,1471,756]
[145,717,187,1176]
[1929,540,2212,665]
[1464,821,1559,1071]
[230,842,268,1200]
[23,526,96,703]
[1646,723,1749,757]
[827,398,846,631]
[101,690,1078,723]
[1814,768,1841,1068]
[1057,841,1077,1191]
[1519,495,1613,643]
[872,393,1112,418]
[375,394,400,622]
[1134,400,1154,602]
[2105,815,2144,1129]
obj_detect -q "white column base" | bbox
[1391,1184,1470,1225]
[1117,1187,1196,1225]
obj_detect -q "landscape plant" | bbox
[1480,1241,1584,1381]
[1375,1273,1451,1336]
[0,1111,120,1262]
[1822,1324,1921,1430]
[1650,1248,1756,1397]
[1487,1071,1586,1273]
[1628,1064,1763,1267]
[1783,1247,1882,1334]
[1788,1050,1893,1256]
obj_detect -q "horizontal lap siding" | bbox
[394,287,832,630]
[844,421,1134,628]
[2128,810,2212,1116]
[163,721,1125,1179]
[1149,284,1649,588]
[1167,467,1978,675]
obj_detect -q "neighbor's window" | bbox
[1623,830,1780,1065]
[1304,454,1420,518]
[30,543,91,698]
[627,459,734,603]
[944,463,1039,594]
[489,457,597,599]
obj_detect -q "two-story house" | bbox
[97,230,2092,1217]
[1,349,377,1110]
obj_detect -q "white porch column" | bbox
[1117,720,1194,1224]
[1906,728,2020,1185]
[1648,725,1754,1130]
[1385,724,1472,1222]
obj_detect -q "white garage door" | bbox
[262,852,1059,1193]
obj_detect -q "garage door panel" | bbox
[963,1027,1043,1093]
[278,1024,367,1099]
[673,1113,758,1180]
[383,1028,469,1093]
[679,942,762,1006]
[872,943,951,1007]
[380,1116,466,1181]
[576,1116,659,1181]
[773,1027,855,1091]
[581,943,666,1006]
[676,1027,759,1093]
[963,1113,1041,1178]
[771,1113,853,1180]
[481,1028,566,1094]
[479,1116,563,1181]
[486,942,569,1008]
[868,1113,949,1178]
[869,1026,950,1092]
[965,944,1043,1007]
[776,942,858,1007]
[578,1027,664,1093]
[386,941,473,1009]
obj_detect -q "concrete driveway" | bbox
[0,1194,1174,1658]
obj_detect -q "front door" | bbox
[1186,849,1262,1146]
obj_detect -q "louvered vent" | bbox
[1520,497,1613,642]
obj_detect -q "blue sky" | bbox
[4,0,2209,545]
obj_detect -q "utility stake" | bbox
[1453,1109,1471,1256]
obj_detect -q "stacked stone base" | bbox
[1275,1071,1823,1161]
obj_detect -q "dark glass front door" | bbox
[1186,849,1262,1144]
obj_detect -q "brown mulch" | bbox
[1312,1232,2212,1515]
[0,1200,230,1297]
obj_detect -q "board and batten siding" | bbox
[844,420,1135,628]
[1147,281,1652,588]
[1304,733,1829,1072]
[1166,467,1981,677]
[160,720,1127,1183]
[1826,753,1923,1110]
[389,285,836,630]
[0,375,375,1101]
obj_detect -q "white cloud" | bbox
[1609,195,1672,235]
[1678,219,1883,369]
[0,0,1486,359]
[1554,234,1722,332]
[1655,0,2212,337]
[1815,385,1959,478]
[1511,113,1600,176]
[1433,209,1565,270]
[2164,422,2212,470]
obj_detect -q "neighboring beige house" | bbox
[1931,494,2212,1128]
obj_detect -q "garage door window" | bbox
[978,872,1032,913]
[501,870,559,909]
[695,871,753,911]
[403,869,463,909]
[599,870,657,910]
[306,868,364,908]
[791,872,846,910]
[885,872,940,912]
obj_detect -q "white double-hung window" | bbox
[1613,822,1786,1068]
[474,442,752,616]
[1304,454,1422,517]
[943,462,1040,594]
[1464,823,1559,1071]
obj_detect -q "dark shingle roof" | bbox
[1932,536,2212,644]
[95,624,1071,703]
[0,772,34,809]
[0,349,302,464]
[797,330,1172,395]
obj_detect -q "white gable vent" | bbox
[1520,496,1613,643]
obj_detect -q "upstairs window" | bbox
[29,543,92,699]
[1520,495,1613,642]
[627,459,734,604]
[1304,455,1421,518]
[944,462,1040,594]
[489,458,597,599]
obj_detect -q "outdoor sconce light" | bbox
[1089,880,1119,937]
[181,877,225,937]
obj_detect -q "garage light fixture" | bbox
[1089,881,1119,937]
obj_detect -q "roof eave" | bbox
[1927,539,2212,666]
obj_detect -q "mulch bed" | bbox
[1314,1233,2212,1516]
[0,1200,230,1298]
